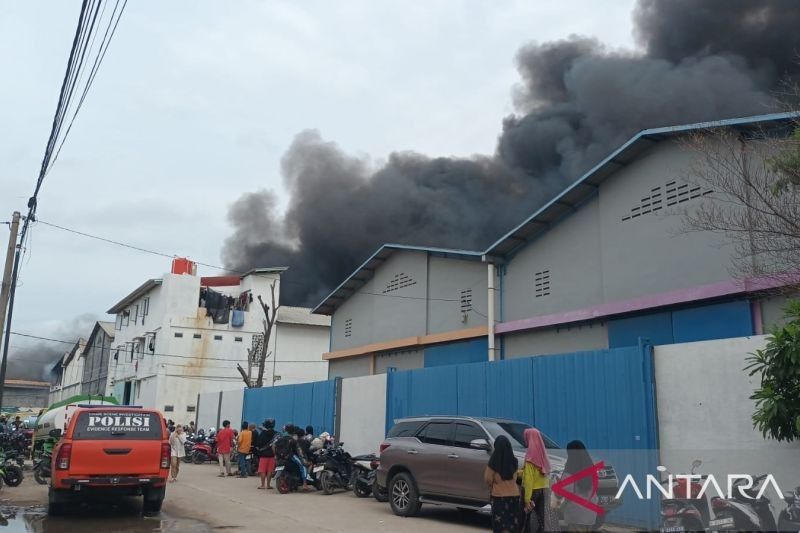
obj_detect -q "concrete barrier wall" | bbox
[339,374,387,456]
[655,335,800,501]
[196,391,219,430]
[220,388,244,427]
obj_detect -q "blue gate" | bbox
[385,343,659,528]
[242,379,337,435]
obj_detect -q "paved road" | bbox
[165,463,490,532]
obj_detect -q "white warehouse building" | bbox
[106,263,330,419]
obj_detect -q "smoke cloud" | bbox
[6,314,96,381]
[223,0,800,307]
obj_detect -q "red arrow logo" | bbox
[551,460,606,516]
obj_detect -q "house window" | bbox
[122,310,130,327]
[187,405,196,413]
[344,318,353,338]
[460,289,473,313]
[214,335,223,341]
[382,272,417,293]
[193,333,202,339]
[174,332,183,338]
[535,270,550,298]
[164,405,174,412]
[133,304,139,324]
[234,336,243,342]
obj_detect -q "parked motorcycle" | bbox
[351,453,379,498]
[0,451,23,487]
[660,459,711,532]
[778,485,800,532]
[33,449,51,485]
[3,449,26,469]
[191,436,218,464]
[0,450,22,488]
[274,456,305,494]
[317,442,354,495]
[709,474,777,531]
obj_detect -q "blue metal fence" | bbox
[242,379,337,435]
[385,344,659,528]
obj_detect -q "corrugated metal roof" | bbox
[312,112,799,317]
[484,111,800,258]
[277,306,331,327]
[311,244,483,315]
[107,279,162,314]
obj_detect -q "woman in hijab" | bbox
[522,428,552,532]
[484,435,523,533]
[558,440,597,532]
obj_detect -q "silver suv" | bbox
[377,416,621,524]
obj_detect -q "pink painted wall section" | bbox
[496,276,787,335]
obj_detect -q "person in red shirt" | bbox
[216,420,235,477]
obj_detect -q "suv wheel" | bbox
[389,472,421,517]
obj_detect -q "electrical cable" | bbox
[8,331,322,364]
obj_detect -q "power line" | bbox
[35,219,488,303]
[1,0,129,409]
[8,331,322,364]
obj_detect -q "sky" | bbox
[0,0,635,364]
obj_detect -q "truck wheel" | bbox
[48,488,68,515]
[389,472,421,517]
[143,487,165,514]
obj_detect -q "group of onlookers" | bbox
[485,428,598,532]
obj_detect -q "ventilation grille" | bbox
[250,334,264,364]
[622,181,712,221]
[460,289,473,313]
[344,318,353,338]
[383,272,417,293]
[535,270,550,298]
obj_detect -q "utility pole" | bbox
[0,212,21,409]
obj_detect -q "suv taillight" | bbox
[161,443,171,469]
[379,443,390,454]
[56,443,72,470]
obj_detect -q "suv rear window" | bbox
[387,421,424,438]
[72,411,162,440]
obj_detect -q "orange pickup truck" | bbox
[48,406,170,514]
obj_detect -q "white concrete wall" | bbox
[655,336,800,504]
[196,391,220,431]
[273,323,329,385]
[220,388,245,427]
[339,374,387,456]
[107,270,328,419]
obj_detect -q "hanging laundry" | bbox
[203,288,232,324]
[231,309,245,327]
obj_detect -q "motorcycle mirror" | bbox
[691,459,702,472]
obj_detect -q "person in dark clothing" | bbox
[256,419,277,489]
[485,435,523,533]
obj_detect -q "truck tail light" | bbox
[161,443,171,469]
[56,444,72,470]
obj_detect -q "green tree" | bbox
[745,300,800,442]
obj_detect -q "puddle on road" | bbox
[0,505,211,532]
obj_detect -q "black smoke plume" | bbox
[6,314,96,382]
[223,0,800,307]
